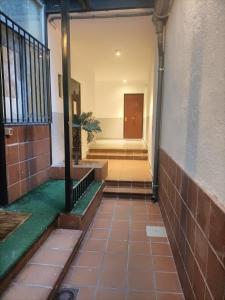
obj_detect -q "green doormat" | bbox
[0,211,31,242]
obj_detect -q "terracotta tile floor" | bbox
[62,199,184,300]
[106,160,151,181]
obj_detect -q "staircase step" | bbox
[105,180,152,188]
[87,152,148,160]
[1,229,82,300]
[89,148,148,154]
[103,186,152,198]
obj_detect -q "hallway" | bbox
[87,140,152,182]
[61,198,184,300]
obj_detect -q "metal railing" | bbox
[0,11,51,124]
[72,168,95,207]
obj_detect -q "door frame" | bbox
[123,93,144,139]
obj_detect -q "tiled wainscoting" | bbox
[5,125,51,203]
[158,149,225,300]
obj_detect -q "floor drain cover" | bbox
[56,288,79,300]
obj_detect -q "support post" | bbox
[0,25,8,205]
[61,0,73,212]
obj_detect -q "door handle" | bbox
[125,117,128,122]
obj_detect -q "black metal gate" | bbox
[0,11,51,125]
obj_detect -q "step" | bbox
[103,186,153,198]
[1,229,82,300]
[89,148,148,154]
[58,181,104,231]
[105,180,152,188]
[87,152,148,160]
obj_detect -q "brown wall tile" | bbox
[17,126,29,143]
[3,125,51,204]
[206,246,225,300]
[159,149,225,300]
[194,225,208,275]
[6,145,19,165]
[29,139,50,157]
[186,210,196,251]
[8,182,21,203]
[209,200,225,266]
[192,261,206,300]
[20,178,30,195]
[19,143,30,161]
[197,188,211,237]
[20,161,30,180]
[29,154,50,176]
[8,163,20,185]
[187,177,198,218]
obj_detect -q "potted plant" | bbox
[72,112,102,164]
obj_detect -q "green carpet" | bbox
[0,180,66,279]
[0,179,103,279]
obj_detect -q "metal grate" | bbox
[56,287,79,300]
[72,168,95,208]
[0,11,51,124]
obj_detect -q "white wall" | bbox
[161,0,225,204]
[48,22,64,165]
[94,81,148,139]
[48,22,96,164]
[48,16,155,162]
[70,61,95,158]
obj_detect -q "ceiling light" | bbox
[115,50,121,56]
[123,79,127,83]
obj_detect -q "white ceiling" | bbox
[56,15,155,82]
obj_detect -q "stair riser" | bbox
[89,149,148,154]
[105,180,152,188]
[103,192,152,199]
[87,154,148,160]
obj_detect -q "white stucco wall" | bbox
[161,0,225,203]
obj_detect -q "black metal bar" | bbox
[0,21,6,122]
[12,24,19,122]
[44,50,49,122]
[33,40,39,122]
[28,36,34,122]
[61,0,73,212]
[37,43,43,122]
[0,124,8,205]
[5,19,13,123]
[0,11,51,125]
[46,50,52,122]
[0,23,8,204]
[24,36,30,122]
[72,168,95,206]
[18,30,25,122]
[41,46,46,121]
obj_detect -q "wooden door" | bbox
[124,94,144,139]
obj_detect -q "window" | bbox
[0,11,51,124]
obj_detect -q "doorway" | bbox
[124,94,144,139]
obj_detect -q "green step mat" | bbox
[0,179,103,279]
[0,180,66,279]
